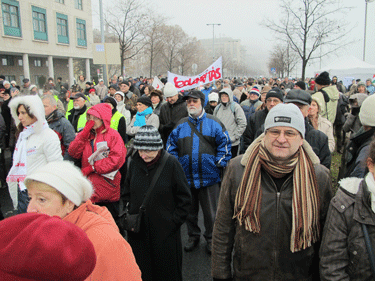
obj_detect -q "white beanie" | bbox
[24,161,93,206]
[163,82,178,98]
[359,94,375,127]
[114,91,124,98]
[208,92,219,102]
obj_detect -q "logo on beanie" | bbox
[274,116,291,123]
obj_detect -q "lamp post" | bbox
[207,23,221,62]
[228,40,238,77]
[99,0,108,84]
[364,0,375,61]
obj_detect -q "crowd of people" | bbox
[0,72,375,280]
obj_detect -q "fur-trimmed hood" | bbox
[339,177,363,195]
[8,95,47,133]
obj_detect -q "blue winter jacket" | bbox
[166,110,231,189]
[201,86,213,107]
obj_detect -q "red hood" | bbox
[87,103,112,130]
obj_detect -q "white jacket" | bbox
[116,101,131,127]
[318,115,335,153]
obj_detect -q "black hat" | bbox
[133,125,163,151]
[109,84,119,90]
[23,78,30,83]
[0,75,5,80]
[103,96,117,109]
[85,82,92,86]
[182,90,205,105]
[284,89,312,105]
[295,81,306,90]
[70,93,87,100]
[265,88,284,102]
[137,96,152,107]
[315,71,331,85]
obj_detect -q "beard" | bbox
[73,105,81,110]
[187,105,202,117]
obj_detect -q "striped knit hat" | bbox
[133,125,163,151]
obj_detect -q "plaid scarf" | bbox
[234,135,320,252]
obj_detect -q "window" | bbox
[18,59,22,66]
[56,13,69,44]
[34,59,41,67]
[2,56,14,66]
[1,0,21,37]
[32,6,47,41]
[76,18,86,46]
[5,75,15,82]
[75,0,82,10]
[55,0,64,3]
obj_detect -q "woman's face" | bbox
[18,105,37,127]
[308,100,319,117]
[136,102,148,112]
[138,150,159,162]
[150,95,160,105]
[144,87,149,96]
[88,114,104,129]
[114,94,123,102]
[27,182,75,218]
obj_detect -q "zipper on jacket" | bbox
[273,192,281,279]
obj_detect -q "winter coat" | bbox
[212,140,333,281]
[0,113,6,150]
[320,177,375,281]
[46,110,76,160]
[342,93,367,136]
[126,111,159,137]
[66,105,88,132]
[214,88,247,146]
[94,84,108,100]
[116,100,131,127]
[339,127,375,180]
[317,115,335,153]
[312,85,340,124]
[1,98,12,147]
[334,93,349,127]
[68,103,126,203]
[124,91,138,117]
[159,95,188,145]
[240,99,263,122]
[241,108,268,153]
[89,94,100,106]
[166,110,231,189]
[123,150,192,281]
[152,100,165,116]
[63,200,142,281]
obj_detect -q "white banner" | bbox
[167,57,222,91]
[152,76,164,90]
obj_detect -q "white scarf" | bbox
[365,173,375,213]
[7,122,49,190]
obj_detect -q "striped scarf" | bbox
[233,136,320,252]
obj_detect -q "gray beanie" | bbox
[359,94,375,127]
[133,125,164,151]
[265,103,305,138]
[163,82,178,98]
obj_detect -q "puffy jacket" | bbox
[212,142,333,280]
[313,85,340,124]
[68,103,126,203]
[214,88,247,146]
[166,110,231,188]
[320,177,375,281]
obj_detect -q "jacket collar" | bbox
[354,180,375,226]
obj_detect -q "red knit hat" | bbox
[89,88,96,94]
[0,213,96,281]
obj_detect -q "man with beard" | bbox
[167,90,231,255]
[66,93,89,133]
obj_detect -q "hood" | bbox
[349,93,368,107]
[219,88,234,103]
[87,103,112,130]
[339,177,362,195]
[8,95,47,133]
[63,200,119,233]
[323,85,340,101]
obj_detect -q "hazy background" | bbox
[91,0,375,77]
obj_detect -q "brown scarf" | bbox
[234,136,320,252]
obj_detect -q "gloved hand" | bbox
[82,165,94,177]
[80,120,95,139]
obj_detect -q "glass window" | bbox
[34,59,41,67]
[18,59,22,66]
[75,0,82,10]
[76,18,86,46]
[32,6,47,41]
[55,0,64,3]
[2,58,7,66]
[56,13,69,44]
[2,1,22,37]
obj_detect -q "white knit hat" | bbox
[208,92,219,102]
[359,94,375,127]
[24,161,93,206]
[163,82,178,98]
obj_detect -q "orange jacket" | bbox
[63,200,142,281]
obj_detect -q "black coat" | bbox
[123,150,192,281]
[241,108,268,153]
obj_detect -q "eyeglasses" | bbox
[266,128,300,140]
[266,98,281,104]
[186,99,199,104]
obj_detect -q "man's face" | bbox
[85,84,90,89]
[266,97,282,111]
[238,85,244,91]
[288,102,310,118]
[24,81,30,88]
[186,97,202,116]
[264,126,303,161]
[111,78,117,84]
[109,88,116,96]
[43,99,56,116]
[166,94,179,105]
[99,81,104,85]
[366,80,372,87]
[249,93,259,101]
[79,75,84,82]
[73,97,85,110]
[120,83,129,93]
[220,93,229,103]
[358,85,366,93]
[284,77,289,83]
[3,83,10,90]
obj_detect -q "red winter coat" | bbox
[69,103,126,203]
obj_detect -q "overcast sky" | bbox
[92,0,375,77]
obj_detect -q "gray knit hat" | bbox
[265,103,305,138]
[133,125,163,151]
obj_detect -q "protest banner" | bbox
[152,76,164,90]
[167,57,222,91]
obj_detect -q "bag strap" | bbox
[362,223,375,280]
[187,119,215,155]
[139,151,169,211]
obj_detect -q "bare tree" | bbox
[161,25,185,72]
[105,0,149,77]
[177,37,201,75]
[265,0,352,80]
[268,43,299,77]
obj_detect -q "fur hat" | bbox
[0,213,96,281]
[265,103,305,138]
[133,125,163,151]
[25,161,93,206]
[315,71,331,85]
[9,95,47,133]
[163,82,178,98]
[359,94,375,127]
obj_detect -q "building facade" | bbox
[0,0,93,87]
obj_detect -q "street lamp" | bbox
[99,0,108,84]
[364,0,375,61]
[207,23,221,62]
